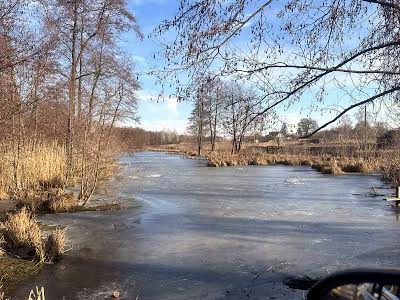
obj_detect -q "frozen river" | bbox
[14,152,400,299]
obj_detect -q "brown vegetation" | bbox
[0,143,67,197]
[0,208,67,263]
[382,154,400,187]
[157,142,399,182]
[0,257,42,298]
[45,229,67,263]
[0,0,142,213]
[10,189,78,214]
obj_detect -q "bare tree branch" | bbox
[246,40,400,126]
[363,0,400,11]
[303,86,400,138]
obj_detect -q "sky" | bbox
[123,0,192,134]
[122,0,389,134]
[123,0,305,134]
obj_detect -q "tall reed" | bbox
[0,142,67,196]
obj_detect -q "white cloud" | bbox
[132,89,192,134]
[137,90,179,115]
[132,54,146,63]
[139,119,189,134]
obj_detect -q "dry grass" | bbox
[0,142,67,194]
[0,257,42,298]
[382,152,400,186]
[45,228,67,262]
[1,208,67,263]
[28,287,46,300]
[2,208,45,261]
[156,142,390,180]
[0,235,5,257]
[12,189,78,213]
[11,190,48,213]
[47,192,78,213]
[0,280,9,300]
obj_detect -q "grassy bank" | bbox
[0,141,122,298]
[0,207,68,297]
[0,257,42,297]
[153,143,400,185]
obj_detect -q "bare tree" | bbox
[43,0,142,180]
[221,82,265,154]
[203,76,223,151]
[155,0,400,136]
[187,85,208,155]
[0,0,141,199]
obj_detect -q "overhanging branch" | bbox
[363,0,400,11]
[244,40,400,127]
[303,86,400,138]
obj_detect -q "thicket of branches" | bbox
[0,0,141,204]
[187,76,267,154]
[155,0,400,137]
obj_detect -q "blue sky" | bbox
[122,0,302,134]
[122,0,193,134]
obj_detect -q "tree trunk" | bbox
[66,0,79,182]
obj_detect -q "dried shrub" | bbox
[11,190,48,212]
[11,189,78,213]
[319,161,343,175]
[47,192,78,213]
[45,229,66,262]
[382,158,400,187]
[2,208,45,261]
[1,208,68,263]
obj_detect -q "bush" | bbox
[382,156,400,187]
[45,229,66,262]
[12,190,48,212]
[1,208,67,262]
[47,192,78,213]
[2,208,45,261]
[12,189,78,213]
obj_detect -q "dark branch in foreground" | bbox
[302,86,400,138]
[363,0,400,11]
[244,40,400,128]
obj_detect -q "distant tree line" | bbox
[115,127,192,150]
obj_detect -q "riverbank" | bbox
[150,143,400,186]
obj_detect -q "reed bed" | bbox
[156,143,391,179]
[0,142,67,197]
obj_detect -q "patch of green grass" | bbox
[0,257,42,296]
